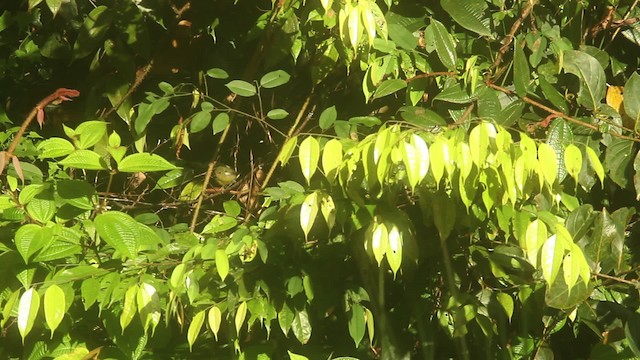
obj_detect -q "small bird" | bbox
[214,164,238,186]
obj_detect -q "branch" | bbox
[491,0,536,72]
[485,81,640,143]
[0,88,80,175]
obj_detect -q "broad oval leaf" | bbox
[440,0,492,37]
[540,235,564,285]
[212,112,230,135]
[291,309,312,344]
[322,139,343,178]
[564,144,582,182]
[59,150,108,170]
[94,211,143,259]
[267,109,289,120]
[348,303,366,347]
[372,79,407,100]
[118,153,178,172]
[206,68,229,79]
[225,80,257,97]
[563,50,606,110]
[538,143,558,187]
[386,225,403,278]
[120,284,138,333]
[260,70,291,88]
[37,138,75,159]
[319,106,337,130]
[190,111,212,133]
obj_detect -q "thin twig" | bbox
[405,71,457,83]
[486,81,640,143]
[491,0,537,72]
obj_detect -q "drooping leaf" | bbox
[187,310,206,351]
[372,79,407,100]
[208,306,222,341]
[18,288,40,343]
[300,192,319,241]
[604,137,635,188]
[215,249,229,281]
[299,137,320,184]
[348,303,366,347]
[513,40,529,96]
[430,19,457,70]
[44,284,65,338]
[291,309,312,344]
[94,211,144,259]
[624,72,640,126]
[319,106,337,130]
[235,301,248,336]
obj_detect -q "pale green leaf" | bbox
[260,70,291,89]
[208,306,222,341]
[538,143,559,187]
[216,249,229,281]
[278,136,298,166]
[120,284,138,333]
[564,144,582,182]
[235,301,248,337]
[59,150,108,170]
[540,235,565,285]
[187,310,206,351]
[300,192,319,241]
[299,137,320,185]
[225,80,256,97]
[386,225,402,278]
[44,284,65,338]
[18,288,40,343]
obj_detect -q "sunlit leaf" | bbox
[300,192,319,241]
[299,137,320,185]
[44,284,65,338]
[187,310,205,351]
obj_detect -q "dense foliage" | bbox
[1,0,640,359]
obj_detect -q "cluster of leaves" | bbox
[1,0,640,359]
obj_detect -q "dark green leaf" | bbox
[190,111,212,133]
[513,41,529,96]
[430,19,457,70]
[398,106,446,126]
[563,50,606,110]
[372,79,407,100]
[319,106,337,130]
[440,0,492,37]
[72,6,113,60]
[604,137,635,188]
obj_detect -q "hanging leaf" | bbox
[120,284,138,333]
[208,306,222,341]
[300,192,319,241]
[235,301,248,337]
[319,106,337,130]
[215,249,229,281]
[18,288,40,343]
[513,40,529,96]
[370,221,388,266]
[291,309,312,344]
[299,137,320,184]
[524,219,547,266]
[278,136,298,166]
[564,144,583,182]
[538,143,558,187]
[348,303,366,347]
[322,139,343,179]
[187,310,206,351]
[386,225,403,278]
[44,284,65,338]
[540,235,564,285]
[320,194,336,230]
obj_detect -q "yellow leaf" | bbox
[606,85,624,113]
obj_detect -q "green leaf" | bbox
[539,76,568,113]
[524,220,547,266]
[538,143,558,187]
[495,293,514,320]
[564,144,582,182]
[288,351,310,360]
[540,235,564,285]
[118,153,178,172]
[322,139,343,179]
[267,109,289,120]
[94,211,144,259]
[187,310,205,351]
[208,306,222,341]
[278,136,298,166]
[81,278,100,311]
[212,112,230,135]
[26,193,56,224]
[299,137,320,184]
[235,301,248,336]
[44,284,65,338]
[386,225,403,278]
[562,50,606,110]
[57,179,97,210]
[45,0,62,16]
[546,119,573,182]
[300,192,319,241]
[137,283,161,335]
[348,303,366,347]
[434,83,475,104]
[226,80,257,97]
[206,68,229,79]
[624,72,640,126]
[513,41,529,97]
[75,121,107,149]
[190,111,212,133]
[72,6,113,60]
[37,138,75,159]
[15,224,53,264]
[215,249,229,281]
[604,138,634,188]
[260,70,291,88]
[371,221,388,266]
[398,106,447,127]
[291,309,312,344]
[319,106,337,130]
[18,288,40,343]
[440,0,491,37]
[372,79,407,100]
[120,284,138,333]
[59,150,109,170]
[430,19,457,70]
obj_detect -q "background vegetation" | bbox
[1,0,640,358]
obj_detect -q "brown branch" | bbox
[1,88,80,175]
[450,103,475,128]
[491,0,536,72]
[103,60,154,119]
[405,71,456,83]
[486,81,640,143]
